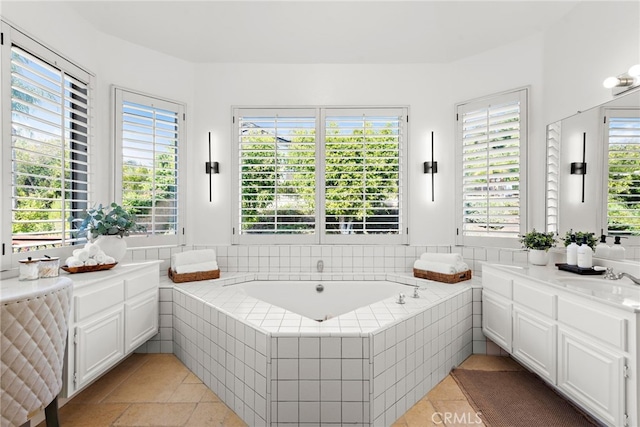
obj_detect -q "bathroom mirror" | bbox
[545,88,640,261]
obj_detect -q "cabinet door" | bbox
[75,306,125,390]
[482,291,512,352]
[125,290,158,353]
[558,328,625,427]
[513,307,556,383]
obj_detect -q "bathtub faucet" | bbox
[317,260,324,273]
[412,285,420,298]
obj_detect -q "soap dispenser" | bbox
[609,236,626,260]
[594,234,611,259]
[577,236,593,268]
[566,234,579,266]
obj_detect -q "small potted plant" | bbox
[519,229,557,265]
[79,203,146,261]
[562,230,597,250]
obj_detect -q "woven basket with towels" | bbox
[413,253,472,283]
[168,249,220,283]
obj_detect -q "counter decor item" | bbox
[78,203,146,262]
[412,252,472,283]
[519,229,556,266]
[61,262,117,274]
[38,255,60,278]
[18,257,39,281]
[168,249,220,283]
[562,230,596,250]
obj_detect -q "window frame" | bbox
[455,87,529,248]
[113,87,186,248]
[231,106,408,245]
[1,21,94,269]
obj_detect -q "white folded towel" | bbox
[94,251,107,265]
[104,256,116,264]
[171,249,217,270]
[419,252,463,264]
[65,256,83,267]
[85,258,98,266]
[414,259,469,274]
[73,248,89,262]
[174,261,219,274]
[85,242,100,257]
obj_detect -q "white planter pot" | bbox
[529,249,549,266]
[94,235,127,262]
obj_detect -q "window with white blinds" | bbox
[604,110,640,236]
[233,107,407,244]
[325,111,401,235]
[10,44,90,252]
[546,121,561,234]
[456,89,527,244]
[115,89,184,243]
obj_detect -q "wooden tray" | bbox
[555,263,605,275]
[168,268,220,283]
[61,262,117,274]
[413,268,472,283]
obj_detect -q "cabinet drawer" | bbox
[125,269,159,299]
[75,281,124,322]
[482,269,513,298]
[513,280,556,319]
[558,298,627,350]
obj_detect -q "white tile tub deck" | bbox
[171,272,474,426]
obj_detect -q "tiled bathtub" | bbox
[171,273,473,426]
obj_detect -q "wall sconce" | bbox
[423,131,438,202]
[603,63,640,95]
[205,132,219,202]
[570,132,587,203]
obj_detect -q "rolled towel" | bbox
[171,249,217,270]
[419,252,463,264]
[73,248,90,262]
[94,251,107,265]
[65,257,83,268]
[84,258,98,266]
[84,242,100,257]
[174,260,219,274]
[414,259,470,274]
[104,256,116,264]
[454,260,470,273]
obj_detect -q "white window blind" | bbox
[605,110,640,236]
[324,110,402,235]
[116,89,183,238]
[546,121,561,234]
[237,111,316,235]
[10,45,90,252]
[457,89,527,242]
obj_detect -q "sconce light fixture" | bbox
[570,132,587,203]
[603,63,640,95]
[423,131,438,202]
[205,132,219,202]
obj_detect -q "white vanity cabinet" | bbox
[482,264,638,427]
[64,262,160,397]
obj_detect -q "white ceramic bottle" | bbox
[594,234,611,259]
[577,237,593,268]
[609,236,626,260]
[566,234,579,266]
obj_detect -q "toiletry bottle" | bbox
[594,234,611,259]
[609,236,626,260]
[577,237,593,268]
[566,234,578,266]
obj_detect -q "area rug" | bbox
[450,368,600,426]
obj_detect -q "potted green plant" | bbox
[519,229,557,265]
[562,230,597,250]
[79,203,146,262]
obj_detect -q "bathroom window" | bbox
[455,88,528,247]
[233,107,407,244]
[4,24,92,255]
[114,88,185,246]
[603,109,640,237]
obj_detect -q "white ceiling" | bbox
[66,0,580,64]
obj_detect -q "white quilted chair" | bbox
[1,279,72,427]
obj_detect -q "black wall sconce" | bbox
[423,131,439,202]
[205,132,219,202]
[570,132,587,203]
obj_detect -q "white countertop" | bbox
[484,262,640,312]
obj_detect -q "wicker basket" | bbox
[168,268,220,283]
[413,268,472,283]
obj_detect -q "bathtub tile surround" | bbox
[170,272,472,425]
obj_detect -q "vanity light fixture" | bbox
[603,63,640,95]
[205,132,219,202]
[570,132,587,203]
[423,131,438,202]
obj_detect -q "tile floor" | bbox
[41,353,523,426]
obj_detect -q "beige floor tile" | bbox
[47,403,130,427]
[391,416,409,426]
[184,402,230,426]
[113,402,196,426]
[200,388,222,403]
[71,355,148,404]
[432,400,485,427]
[402,400,443,427]
[426,375,467,401]
[182,372,202,384]
[222,411,249,427]
[457,354,523,372]
[168,383,209,403]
